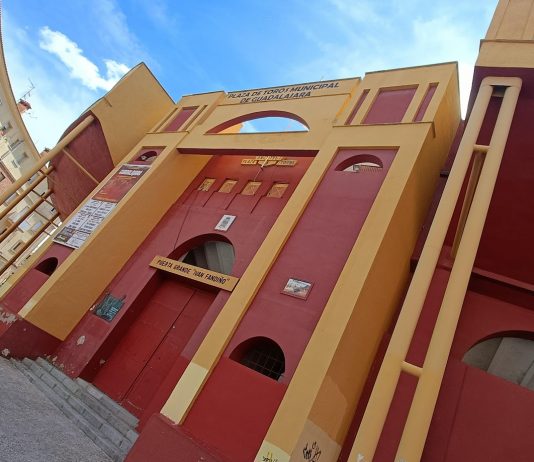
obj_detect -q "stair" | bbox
[10,357,139,462]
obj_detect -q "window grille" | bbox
[236,338,285,381]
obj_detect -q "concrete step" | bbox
[11,358,139,462]
[34,358,138,435]
[76,377,140,428]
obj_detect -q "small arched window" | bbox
[336,154,383,173]
[342,161,382,173]
[463,335,534,390]
[231,337,285,381]
[34,257,59,276]
[133,150,158,164]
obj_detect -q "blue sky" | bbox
[3,0,498,151]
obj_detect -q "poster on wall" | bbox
[54,164,150,249]
[281,278,313,300]
[214,214,236,232]
[93,293,126,322]
[92,164,150,202]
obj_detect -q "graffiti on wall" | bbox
[303,441,321,461]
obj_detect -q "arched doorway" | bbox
[92,236,235,423]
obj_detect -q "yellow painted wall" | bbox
[89,63,175,166]
[485,0,534,40]
[161,86,360,422]
[478,0,534,69]
[312,127,453,443]
[180,86,359,154]
[160,78,360,422]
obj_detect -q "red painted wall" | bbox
[361,271,534,460]
[351,66,534,461]
[184,358,287,462]
[222,149,396,382]
[0,313,60,359]
[51,114,115,218]
[426,362,534,462]
[445,67,534,285]
[163,107,197,132]
[92,278,216,423]
[363,87,417,124]
[52,153,313,379]
[0,244,73,314]
[424,286,534,461]
[126,414,230,462]
[414,84,437,122]
[180,149,394,460]
[346,89,370,124]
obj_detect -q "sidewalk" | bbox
[0,357,111,462]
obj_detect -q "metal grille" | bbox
[343,162,382,173]
[241,342,285,381]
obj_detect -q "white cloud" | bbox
[91,0,151,66]
[328,0,387,26]
[138,0,178,31]
[241,121,258,133]
[5,31,93,150]
[38,26,129,92]
[2,1,148,152]
[409,15,479,115]
[1,19,92,150]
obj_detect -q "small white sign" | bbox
[214,214,236,231]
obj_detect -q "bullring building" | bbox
[0,1,533,461]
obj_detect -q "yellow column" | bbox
[395,79,521,462]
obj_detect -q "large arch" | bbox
[206,110,310,134]
[169,233,235,275]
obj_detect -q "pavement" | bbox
[0,357,111,462]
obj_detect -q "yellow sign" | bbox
[226,79,346,104]
[150,256,239,292]
[241,156,297,167]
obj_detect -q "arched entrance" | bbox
[92,236,235,422]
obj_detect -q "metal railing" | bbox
[0,115,95,279]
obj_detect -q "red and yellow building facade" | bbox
[0,1,534,461]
